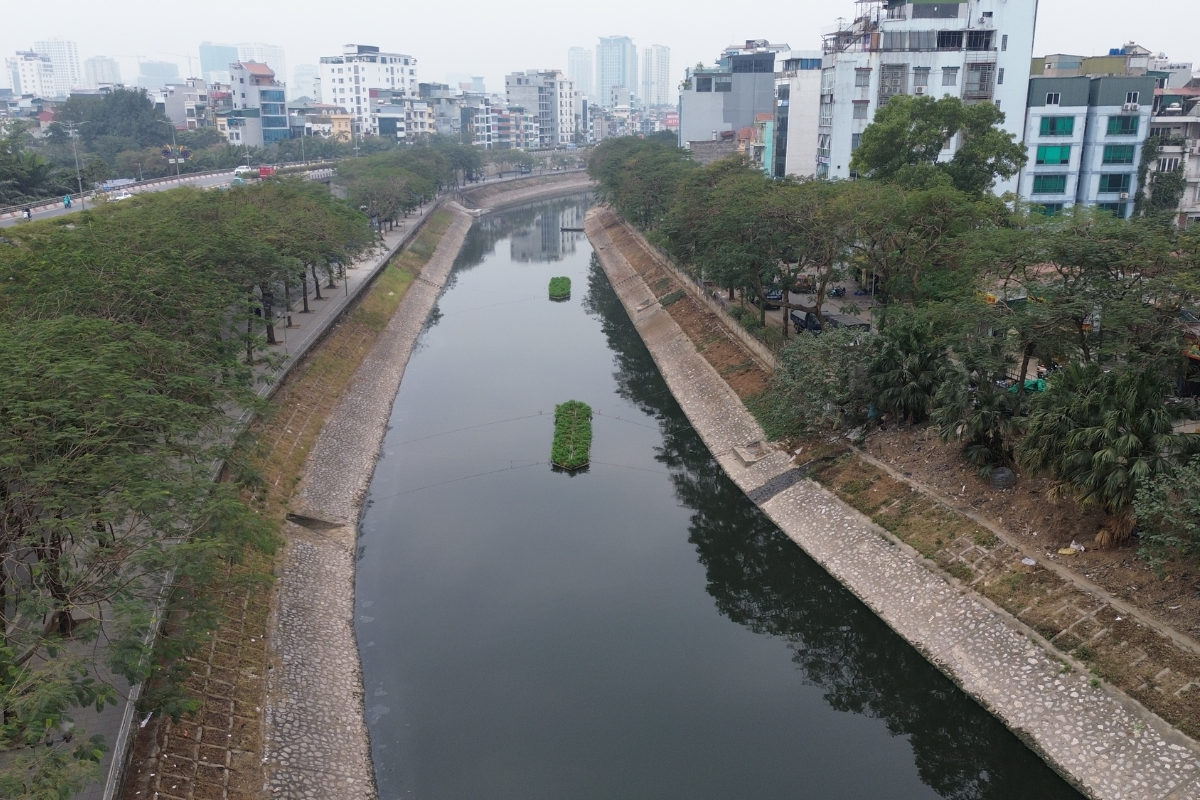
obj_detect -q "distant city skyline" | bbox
[1,0,1194,99]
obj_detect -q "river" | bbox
[354,195,1083,800]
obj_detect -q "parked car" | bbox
[791,310,871,334]
[748,286,784,310]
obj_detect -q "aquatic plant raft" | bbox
[548,276,571,301]
[551,400,592,470]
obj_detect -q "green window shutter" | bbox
[1033,174,1067,194]
[1107,116,1138,135]
[1098,174,1131,193]
[1102,145,1135,164]
[1036,145,1070,165]
[1040,116,1074,136]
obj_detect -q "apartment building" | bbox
[495,106,540,149]
[597,36,637,109]
[678,40,789,149]
[776,51,824,177]
[568,47,594,100]
[816,0,1037,194]
[7,51,56,98]
[1150,88,1200,225]
[505,69,576,147]
[83,56,122,88]
[217,61,288,147]
[159,77,214,130]
[640,45,671,107]
[320,44,418,133]
[32,40,82,96]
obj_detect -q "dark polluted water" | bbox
[355,195,1083,800]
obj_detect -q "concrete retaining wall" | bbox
[586,207,1200,800]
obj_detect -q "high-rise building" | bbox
[83,56,122,87]
[777,51,824,178]
[319,44,419,132]
[568,47,594,100]
[815,0,1037,194]
[597,36,637,109]
[199,42,239,84]
[292,64,320,101]
[33,39,82,96]
[6,51,56,97]
[505,69,576,147]
[640,44,671,107]
[237,43,287,88]
[137,60,180,90]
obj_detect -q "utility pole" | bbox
[60,120,88,209]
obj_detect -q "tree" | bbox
[850,95,1026,195]
[870,318,950,424]
[1017,363,1200,546]
[0,122,73,204]
[54,88,174,151]
[1135,454,1200,568]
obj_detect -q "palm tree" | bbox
[1018,363,1200,546]
[871,321,948,424]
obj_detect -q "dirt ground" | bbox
[862,425,1200,642]
[598,214,771,398]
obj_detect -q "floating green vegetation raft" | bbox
[548,276,571,300]
[551,400,592,470]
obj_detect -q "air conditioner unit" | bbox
[1122,102,1140,112]
[1119,192,1130,200]
[915,86,926,95]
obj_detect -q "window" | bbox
[714,75,732,92]
[965,64,995,98]
[855,69,871,87]
[1038,204,1064,216]
[695,75,712,92]
[1159,157,1181,172]
[1045,93,1060,105]
[966,31,994,51]
[851,133,862,151]
[879,64,908,101]
[1039,116,1073,136]
[1032,174,1067,194]
[1098,202,1127,217]
[913,2,961,18]
[910,31,936,51]
[1036,145,1071,165]
[997,68,1005,85]
[1125,91,1140,105]
[882,31,907,51]
[914,68,930,87]
[937,31,964,50]
[1098,174,1131,193]
[1103,145,1135,164]
[942,67,959,86]
[853,102,868,120]
[1108,116,1139,135]
[1002,34,1009,52]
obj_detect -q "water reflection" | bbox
[582,259,1080,800]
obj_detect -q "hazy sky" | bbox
[3,0,1194,99]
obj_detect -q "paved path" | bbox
[262,205,474,800]
[586,206,1200,800]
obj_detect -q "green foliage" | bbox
[551,401,592,470]
[748,327,875,439]
[548,276,571,300]
[1018,363,1200,545]
[850,95,1027,195]
[870,319,949,424]
[53,88,174,150]
[0,180,371,792]
[0,122,74,204]
[1135,454,1200,569]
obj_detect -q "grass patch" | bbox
[551,400,592,470]
[549,276,571,301]
[660,289,686,307]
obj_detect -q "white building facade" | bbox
[817,0,1038,194]
[320,44,418,132]
[597,36,637,110]
[219,61,289,147]
[32,39,82,96]
[83,56,122,88]
[641,45,671,107]
[505,69,576,147]
[778,51,824,178]
[7,51,56,98]
[568,47,594,100]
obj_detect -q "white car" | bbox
[111,190,133,201]
[233,165,256,177]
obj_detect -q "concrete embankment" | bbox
[585,206,1200,800]
[460,171,593,212]
[261,176,595,800]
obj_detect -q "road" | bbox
[0,171,235,228]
